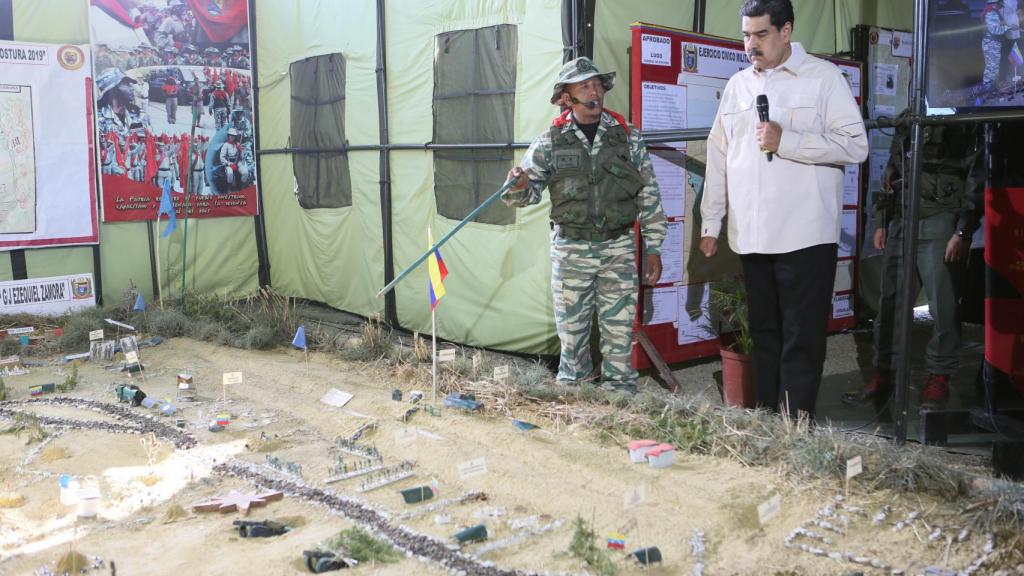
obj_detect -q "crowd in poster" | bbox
[0,41,98,250]
[90,0,258,222]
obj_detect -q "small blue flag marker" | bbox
[133,293,146,312]
[292,325,307,350]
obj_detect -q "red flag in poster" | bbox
[185,0,249,43]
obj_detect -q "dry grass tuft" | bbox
[0,492,26,508]
[56,551,89,574]
[38,446,71,463]
[162,504,189,524]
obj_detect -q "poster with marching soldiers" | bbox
[90,0,258,222]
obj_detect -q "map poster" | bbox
[0,41,98,250]
[90,0,259,222]
[0,85,35,234]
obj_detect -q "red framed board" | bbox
[628,22,864,370]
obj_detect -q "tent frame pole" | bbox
[377,0,398,325]
[892,0,930,445]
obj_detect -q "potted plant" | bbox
[710,277,756,409]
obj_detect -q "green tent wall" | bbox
[3,0,913,354]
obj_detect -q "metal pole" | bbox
[248,0,272,287]
[376,0,397,324]
[377,180,515,298]
[693,0,706,33]
[571,0,579,59]
[180,106,199,311]
[893,0,930,445]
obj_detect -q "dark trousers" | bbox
[740,243,838,418]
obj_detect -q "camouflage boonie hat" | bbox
[550,57,615,105]
[96,67,137,99]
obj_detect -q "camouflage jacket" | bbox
[503,109,667,254]
[874,110,983,234]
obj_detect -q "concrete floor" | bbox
[661,315,1016,453]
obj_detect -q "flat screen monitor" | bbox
[926,0,1024,114]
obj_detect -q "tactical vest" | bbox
[893,122,977,219]
[546,123,644,241]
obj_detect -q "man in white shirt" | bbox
[700,0,868,418]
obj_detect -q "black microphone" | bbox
[571,96,600,109]
[756,94,772,162]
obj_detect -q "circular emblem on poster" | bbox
[57,45,85,71]
[869,30,879,45]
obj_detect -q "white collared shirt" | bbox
[701,42,868,255]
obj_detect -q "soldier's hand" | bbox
[699,236,718,258]
[945,233,969,263]
[644,254,662,286]
[506,167,528,191]
[756,121,782,154]
[874,228,887,251]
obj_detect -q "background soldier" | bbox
[96,67,150,182]
[850,109,983,411]
[504,57,667,393]
[982,0,1008,96]
[162,75,179,124]
[214,127,242,191]
[210,79,230,130]
[190,135,207,195]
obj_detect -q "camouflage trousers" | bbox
[983,37,1002,88]
[550,228,638,387]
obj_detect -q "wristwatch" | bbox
[956,228,971,241]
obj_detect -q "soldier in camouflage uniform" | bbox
[504,57,667,392]
[983,0,1008,94]
[849,109,983,410]
[96,68,151,182]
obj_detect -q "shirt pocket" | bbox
[773,91,819,133]
[719,100,753,140]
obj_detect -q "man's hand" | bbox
[756,121,782,154]
[874,228,887,251]
[644,254,662,286]
[699,236,718,258]
[945,233,970,263]
[506,166,528,191]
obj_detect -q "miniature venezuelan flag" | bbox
[607,533,626,550]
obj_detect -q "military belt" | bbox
[557,225,631,242]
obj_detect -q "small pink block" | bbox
[646,443,675,469]
[628,439,657,463]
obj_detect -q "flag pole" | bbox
[377,178,515,298]
[180,106,199,312]
[155,229,164,309]
[432,305,438,405]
